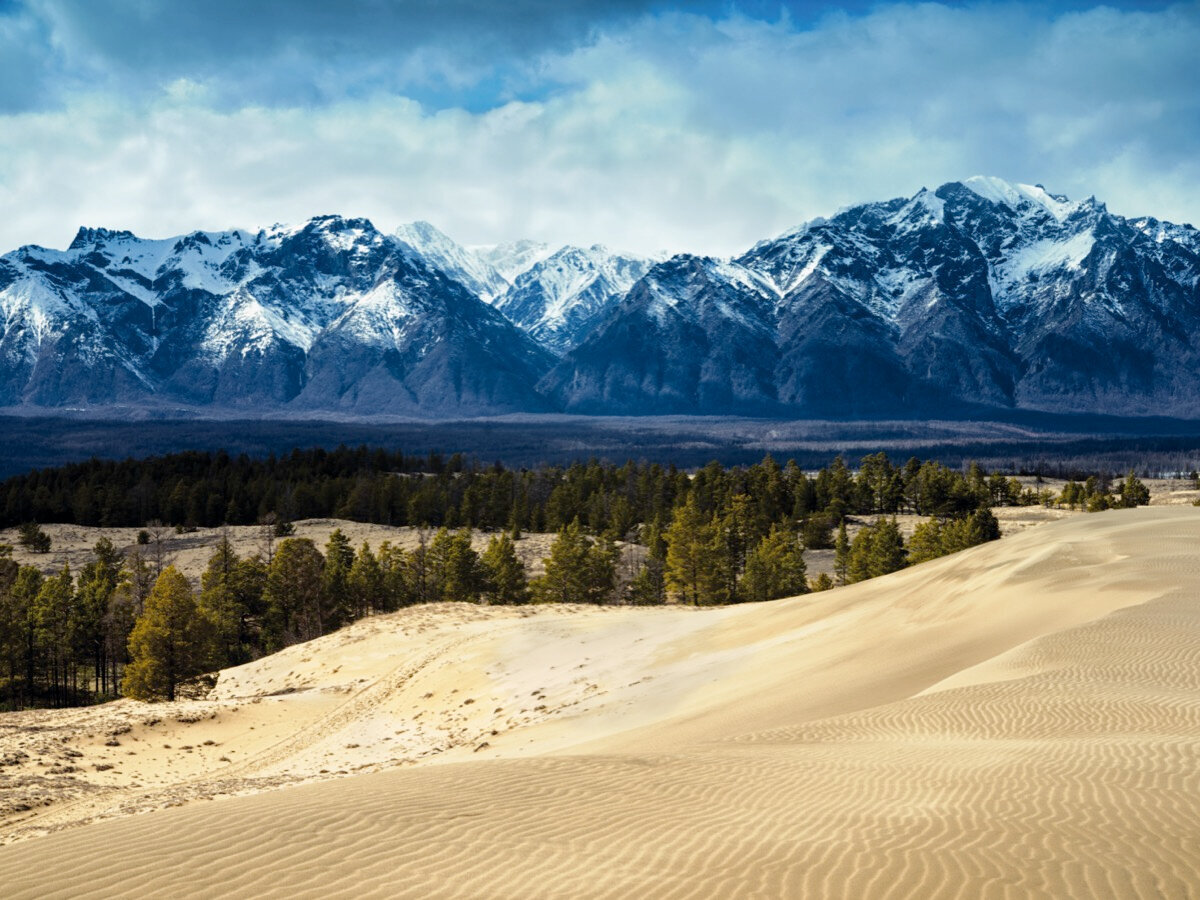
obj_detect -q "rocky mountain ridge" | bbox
[2,177,1198,418]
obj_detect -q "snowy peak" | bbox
[394,220,510,302]
[3,180,1200,418]
[493,244,657,353]
[960,176,1082,223]
[473,239,554,285]
[0,215,552,413]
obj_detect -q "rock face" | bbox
[545,177,1200,417]
[0,218,553,415]
[493,245,655,354]
[2,178,1199,418]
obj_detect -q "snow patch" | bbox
[963,176,1080,222]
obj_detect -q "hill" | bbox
[1,507,1198,896]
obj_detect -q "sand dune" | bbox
[2,507,1199,897]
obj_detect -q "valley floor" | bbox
[1,506,1199,897]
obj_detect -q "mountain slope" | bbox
[494,244,655,354]
[547,177,1200,416]
[2,178,1199,418]
[0,218,553,415]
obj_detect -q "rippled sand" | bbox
[2,507,1198,898]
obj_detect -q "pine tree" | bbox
[907,518,945,565]
[33,565,75,705]
[809,572,834,592]
[740,525,808,603]
[263,538,325,650]
[122,566,209,702]
[834,522,850,586]
[626,555,666,605]
[75,537,124,696]
[665,496,713,605]
[348,542,386,615]
[583,534,619,605]
[480,534,529,605]
[846,518,906,584]
[0,546,22,708]
[1119,470,1150,508]
[321,529,356,628]
[197,536,242,667]
[531,519,591,604]
[429,528,482,603]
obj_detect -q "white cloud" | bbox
[0,3,1197,257]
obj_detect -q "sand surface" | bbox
[2,506,1199,897]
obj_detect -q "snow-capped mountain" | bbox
[473,239,554,285]
[494,245,657,354]
[394,221,511,303]
[3,178,1199,419]
[545,178,1200,416]
[0,217,552,414]
[538,255,779,412]
[396,223,655,352]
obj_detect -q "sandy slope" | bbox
[2,507,1199,897]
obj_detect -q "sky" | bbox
[0,0,1196,256]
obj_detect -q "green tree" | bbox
[0,546,21,708]
[1118,470,1150,508]
[740,526,808,603]
[321,529,356,628]
[480,534,530,605]
[801,514,835,550]
[833,522,850,586]
[531,519,616,605]
[907,518,945,565]
[122,566,210,701]
[809,572,834,592]
[197,536,265,666]
[348,542,386,615]
[263,538,325,650]
[75,537,124,696]
[17,523,51,553]
[846,518,906,584]
[665,496,715,605]
[33,565,75,705]
[428,528,482,603]
[626,555,666,605]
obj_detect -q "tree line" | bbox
[0,452,1151,706]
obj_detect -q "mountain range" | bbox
[2,176,1198,419]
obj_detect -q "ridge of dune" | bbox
[1,507,1199,897]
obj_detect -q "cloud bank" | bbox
[0,1,1196,255]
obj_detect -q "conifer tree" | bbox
[907,518,945,565]
[834,522,850,586]
[321,529,356,628]
[348,542,386,615]
[809,572,834,592]
[480,534,529,605]
[0,546,21,708]
[626,556,666,605]
[1119,470,1150,508]
[33,565,75,705]
[531,519,591,604]
[198,536,242,667]
[75,538,124,695]
[665,496,714,605]
[428,528,481,602]
[846,518,906,584]
[122,566,209,702]
[263,538,325,650]
[740,525,808,603]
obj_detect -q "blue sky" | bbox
[0,1,1196,254]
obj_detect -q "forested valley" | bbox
[0,451,1152,708]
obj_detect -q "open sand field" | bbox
[2,504,1199,897]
